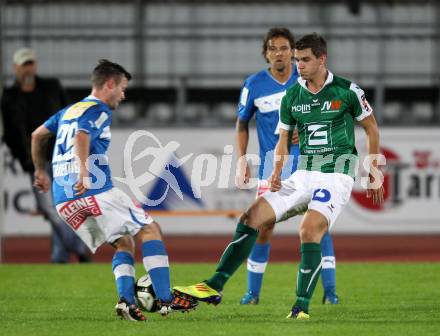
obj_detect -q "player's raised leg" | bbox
[137,221,197,314]
[138,223,173,303]
[320,231,339,304]
[174,197,276,304]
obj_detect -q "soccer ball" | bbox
[135,274,159,312]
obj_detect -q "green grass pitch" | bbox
[1,262,439,336]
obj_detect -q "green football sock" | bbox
[294,242,322,313]
[205,222,258,291]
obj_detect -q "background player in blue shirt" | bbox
[31,60,196,321]
[235,27,339,305]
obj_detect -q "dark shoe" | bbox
[115,298,146,321]
[158,295,198,316]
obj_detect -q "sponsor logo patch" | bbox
[321,100,342,113]
[63,102,97,120]
[292,104,311,113]
[58,196,102,229]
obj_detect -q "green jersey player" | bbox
[173,33,384,320]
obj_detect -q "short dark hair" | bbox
[295,33,327,58]
[262,27,295,61]
[91,59,132,89]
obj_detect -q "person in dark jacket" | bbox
[1,47,90,263]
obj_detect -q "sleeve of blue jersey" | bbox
[77,105,110,138]
[43,111,61,134]
[237,78,256,122]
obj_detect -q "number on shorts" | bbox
[312,189,331,202]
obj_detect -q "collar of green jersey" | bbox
[297,70,334,94]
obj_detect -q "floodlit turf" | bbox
[1,263,439,336]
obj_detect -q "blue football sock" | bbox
[320,231,336,294]
[142,240,173,303]
[112,251,136,304]
[246,242,271,296]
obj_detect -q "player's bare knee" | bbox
[299,228,315,243]
[244,208,262,230]
[113,235,135,253]
[300,222,327,243]
[239,211,259,230]
[261,222,275,231]
[257,225,274,243]
[137,221,163,242]
[260,224,275,235]
[299,220,319,242]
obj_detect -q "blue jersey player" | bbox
[235,28,339,305]
[31,60,197,321]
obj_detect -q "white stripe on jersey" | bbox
[254,91,286,113]
[350,82,373,121]
[95,112,109,128]
[240,87,249,106]
[278,121,295,131]
[100,126,111,139]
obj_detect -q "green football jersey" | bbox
[279,72,372,177]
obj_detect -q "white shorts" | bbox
[263,170,354,228]
[56,188,154,253]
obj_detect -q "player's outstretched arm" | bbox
[358,114,384,205]
[31,125,53,192]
